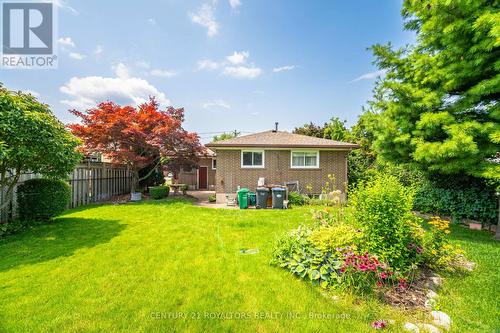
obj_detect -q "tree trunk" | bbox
[495,194,500,240]
[131,169,139,194]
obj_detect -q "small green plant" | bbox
[17,178,71,221]
[422,216,468,272]
[271,225,343,289]
[0,219,29,238]
[149,185,170,199]
[287,191,308,206]
[181,185,189,195]
[208,194,216,202]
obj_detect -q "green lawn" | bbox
[0,199,498,332]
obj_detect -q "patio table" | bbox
[170,184,186,195]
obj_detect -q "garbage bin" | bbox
[237,188,249,209]
[272,187,286,209]
[256,187,270,209]
[248,192,256,206]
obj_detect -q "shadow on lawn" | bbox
[0,217,125,272]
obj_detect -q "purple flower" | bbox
[416,246,423,254]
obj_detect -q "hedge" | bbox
[17,178,71,221]
[413,183,498,224]
[149,186,170,199]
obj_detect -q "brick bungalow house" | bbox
[205,130,358,204]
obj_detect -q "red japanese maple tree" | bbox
[68,98,203,193]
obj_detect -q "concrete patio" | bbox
[187,190,237,209]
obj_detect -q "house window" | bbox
[212,158,217,170]
[241,150,264,168]
[182,167,195,174]
[291,151,319,168]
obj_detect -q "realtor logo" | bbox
[1,1,57,68]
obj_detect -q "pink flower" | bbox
[376,281,383,287]
[380,272,388,279]
[371,320,387,329]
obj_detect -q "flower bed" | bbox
[271,175,473,305]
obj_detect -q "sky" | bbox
[1,0,414,142]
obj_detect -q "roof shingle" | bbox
[206,131,358,149]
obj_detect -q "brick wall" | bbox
[214,149,348,195]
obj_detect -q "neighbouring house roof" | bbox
[205,130,359,149]
[201,147,216,157]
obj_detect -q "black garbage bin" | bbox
[256,187,270,209]
[272,187,286,209]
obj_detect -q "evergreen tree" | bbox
[367,0,499,180]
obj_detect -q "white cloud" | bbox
[273,65,296,73]
[196,59,220,71]
[202,99,231,110]
[135,61,151,69]
[229,0,241,9]
[58,37,75,49]
[69,52,86,60]
[150,69,176,78]
[226,51,249,65]
[111,63,131,78]
[60,69,170,110]
[94,45,103,55]
[47,0,79,15]
[197,51,262,79]
[350,69,387,82]
[189,4,218,37]
[223,66,262,79]
[147,18,156,25]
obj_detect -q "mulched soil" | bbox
[381,270,433,310]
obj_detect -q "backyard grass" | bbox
[0,198,498,332]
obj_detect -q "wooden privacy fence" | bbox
[0,162,133,223]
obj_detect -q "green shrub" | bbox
[309,223,363,252]
[149,185,170,199]
[0,219,29,238]
[413,183,498,224]
[208,194,216,202]
[350,175,424,272]
[287,191,308,206]
[17,178,71,221]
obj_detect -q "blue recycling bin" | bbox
[272,187,286,209]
